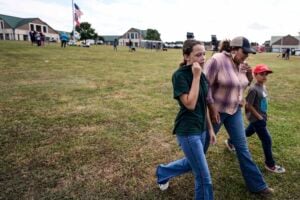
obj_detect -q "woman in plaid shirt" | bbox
[203,37,273,196]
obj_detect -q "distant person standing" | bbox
[35,32,41,46]
[128,39,133,52]
[29,30,36,45]
[285,48,290,60]
[156,42,161,51]
[40,32,45,46]
[113,38,118,51]
[60,33,68,48]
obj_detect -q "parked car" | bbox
[295,49,300,56]
[168,43,175,48]
[68,40,90,47]
[85,39,95,45]
[174,43,183,49]
[68,40,81,46]
[81,41,90,47]
[49,37,57,43]
[96,40,104,45]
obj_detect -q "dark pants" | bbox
[61,40,67,48]
[229,119,275,167]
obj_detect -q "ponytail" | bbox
[219,39,231,53]
[179,60,187,67]
[179,39,202,67]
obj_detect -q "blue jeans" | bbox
[204,108,267,192]
[156,133,213,200]
[244,120,275,167]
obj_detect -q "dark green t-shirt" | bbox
[172,65,208,135]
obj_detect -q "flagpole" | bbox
[72,0,75,41]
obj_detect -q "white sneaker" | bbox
[158,181,169,191]
[265,165,286,173]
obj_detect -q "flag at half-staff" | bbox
[74,3,83,27]
[74,13,80,27]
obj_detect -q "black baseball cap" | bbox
[230,36,256,54]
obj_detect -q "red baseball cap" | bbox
[253,64,273,74]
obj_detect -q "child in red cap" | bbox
[226,64,286,173]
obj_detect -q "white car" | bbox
[81,41,90,47]
[174,43,183,48]
[85,39,95,45]
[68,40,76,46]
[68,40,81,46]
[96,40,104,45]
[295,49,300,56]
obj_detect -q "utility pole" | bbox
[72,0,75,41]
[280,36,283,53]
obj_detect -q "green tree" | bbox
[75,22,97,42]
[98,35,104,42]
[93,33,98,40]
[145,29,161,41]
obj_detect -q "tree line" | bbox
[73,22,161,42]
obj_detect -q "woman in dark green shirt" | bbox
[156,40,216,200]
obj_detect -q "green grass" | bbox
[0,41,299,200]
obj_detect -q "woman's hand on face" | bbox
[241,62,253,82]
[192,62,202,78]
[241,62,251,72]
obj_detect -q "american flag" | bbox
[74,13,80,27]
[74,3,83,18]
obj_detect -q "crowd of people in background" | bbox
[26,31,297,59]
[29,30,70,48]
[60,32,69,48]
[29,30,45,47]
[113,38,118,51]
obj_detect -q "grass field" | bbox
[0,41,299,200]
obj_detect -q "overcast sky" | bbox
[1,0,299,44]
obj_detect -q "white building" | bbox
[270,35,300,52]
[0,14,59,41]
[118,27,162,48]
